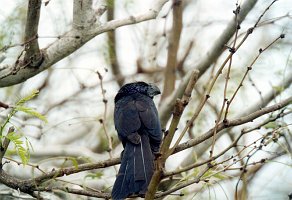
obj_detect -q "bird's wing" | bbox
[135,98,162,152]
[114,96,141,144]
[114,95,162,150]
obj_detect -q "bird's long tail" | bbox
[112,134,154,200]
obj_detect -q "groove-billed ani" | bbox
[111,82,162,200]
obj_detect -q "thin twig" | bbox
[174,96,292,154]
[96,70,117,173]
[0,101,9,109]
[0,127,14,166]
[224,34,284,119]
[155,166,210,198]
[210,3,241,158]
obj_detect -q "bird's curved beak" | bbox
[148,83,161,97]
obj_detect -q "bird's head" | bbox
[115,82,161,103]
[146,83,161,98]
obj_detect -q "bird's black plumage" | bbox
[112,82,162,200]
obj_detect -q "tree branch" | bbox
[32,157,119,184]
[0,127,14,166]
[0,97,289,197]
[161,0,183,100]
[39,187,111,199]
[0,101,9,109]
[155,166,209,198]
[159,70,194,128]
[186,71,292,160]
[158,0,260,128]
[73,0,96,29]
[107,0,124,87]
[0,169,33,195]
[0,0,169,87]
[195,0,258,76]
[0,157,119,197]
[163,110,292,177]
[23,0,43,67]
[29,145,104,160]
[174,96,292,154]
[146,70,199,199]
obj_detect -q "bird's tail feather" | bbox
[112,134,154,200]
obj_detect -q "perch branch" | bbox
[146,70,199,199]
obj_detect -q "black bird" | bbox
[111,82,162,200]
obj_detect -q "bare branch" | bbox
[241,71,292,117]
[33,157,119,184]
[0,127,14,166]
[0,101,9,109]
[146,70,199,200]
[163,110,292,177]
[73,0,96,29]
[96,70,117,171]
[180,71,292,166]
[0,0,169,87]
[154,166,209,198]
[23,0,43,67]
[0,170,33,195]
[159,70,194,127]
[161,0,183,100]
[107,0,124,87]
[174,96,292,154]
[195,0,258,76]
[0,97,289,198]
[39,187,111,199]
[29,145,104,160]
[177,40,194,76]
[224,34,284,120]
[158,0,265,131]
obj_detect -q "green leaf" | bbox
[0,90,42,165]
[6,132,29,165]
[264,121,277,129]
[202,169,213,179]
[84,172,103,180]
[25,138,34,152]
[15,106,47,123]
[212,172,228,180]
[16,89,39,106]
[272,86,284,93]
[68,157,79,169]
[1,89,44,136]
